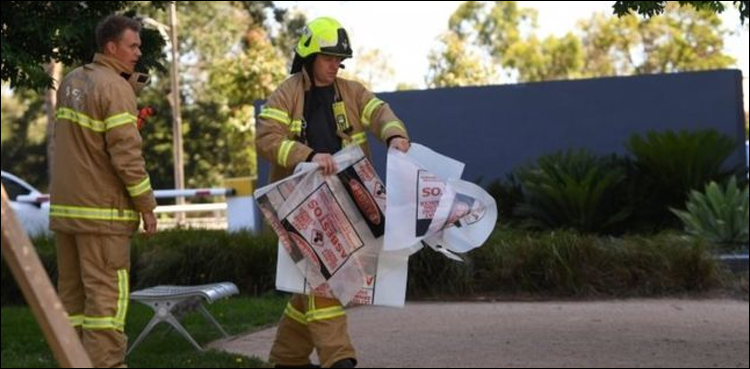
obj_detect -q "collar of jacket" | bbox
[122,72,150,95]
[300,68,313,91]
[93,53,132,76]
[92,53,150,94]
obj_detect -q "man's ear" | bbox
[104,41,116,55]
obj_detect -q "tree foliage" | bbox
[613,1,749,24]
[580,2,735,76]
[2,1,304,190]
[1,1,169,91]
[427,1,737,87]
[1,87,48,189]
[134,1,301,188]
[426,32,497,88]
[339,47,396,91]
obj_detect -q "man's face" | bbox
[312,54,343,86]
[106,29,142,72]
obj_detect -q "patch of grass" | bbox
[0,294,286,368]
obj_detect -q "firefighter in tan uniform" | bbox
[256,17,411,368]
[49,15,157,368]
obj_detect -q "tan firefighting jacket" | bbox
[49,53,156,235]
[256,69,409,182]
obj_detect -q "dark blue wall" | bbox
[258,69,746,186]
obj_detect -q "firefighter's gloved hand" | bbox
[136,106,156,130]
[312,153,337,176]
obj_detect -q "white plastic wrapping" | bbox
[255,143,497,307]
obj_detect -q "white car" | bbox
[1,171,50,236]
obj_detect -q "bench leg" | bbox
[127,307,205,355]
[127,315,162,355]
[164,313,204,351]
[197,303,230,337]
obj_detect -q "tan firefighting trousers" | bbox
[56,232,130,368]
[269,293,356,367]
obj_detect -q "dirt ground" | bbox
[213,299,749,368]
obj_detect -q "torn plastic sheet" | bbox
[255,143,497,306]
[255,145,399,306]
[384,143,497,260]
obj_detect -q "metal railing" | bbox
[16,187,260,232]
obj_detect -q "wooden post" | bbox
[1,185,91,367]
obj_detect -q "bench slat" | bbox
[130,282,238,303]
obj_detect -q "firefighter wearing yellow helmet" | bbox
[295,17,353,58]
[257,16,411,368]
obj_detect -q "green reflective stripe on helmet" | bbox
[127,177,151,197]
[380,121,406,140]
[277,140,296,167]
[260,107,291,125]
[50,204,139,221]
[104,112,137,130]
[56,107,107,132]
[361,98,384,127]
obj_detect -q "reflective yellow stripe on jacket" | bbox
[56,107,137,132]
[290,119,303,135]
[261,107,304,136]
[361,98,384,128]
[345,131,367,147]
[277,140,296,167]
[260,107,291,125]
[126,177,152,197]
[380,120,407,140]
[50,204,139,221]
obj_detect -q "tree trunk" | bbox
[44,61,62,182]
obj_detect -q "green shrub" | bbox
[513,149,632,234]
[2,230,279,305]
[627,129,738,228]
[407,244,476,299]
[3,229,725,305]
[131,229,278,294]
[484,174,524,225]
[408,228,722,298]
[0,235,56,306]
[671,177,749,252]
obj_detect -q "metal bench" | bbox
[126,282,239,355]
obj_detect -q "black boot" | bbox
[330,358,356,368]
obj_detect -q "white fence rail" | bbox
[16,187,260,233]
[154,203,227,213]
